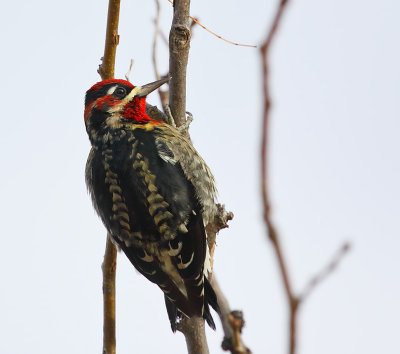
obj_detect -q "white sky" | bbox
[1,0,399,353]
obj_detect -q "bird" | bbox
[84,76,220,331]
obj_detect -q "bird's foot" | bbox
[164,106,194,136]
[177,112,193,135]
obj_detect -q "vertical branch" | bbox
[169,0,191,127]
[168,1,210,353]
[152,0,169,108]
[260,2,350,354]
[98,1,121,353]
[102,235,118,354]
[98,0,121,80]
[180,317,209,354]
[259,2,298,353]
[152,0,162,82]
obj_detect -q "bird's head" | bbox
[84,77,169,143]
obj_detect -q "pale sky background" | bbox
[0,0,399,353]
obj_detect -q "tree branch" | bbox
[98,0,121,80]
[298,243,351,303]
[102,235,117,354]
[169,0,191,127]
[98,1,121,353]
[260,3,296,350]
[211,276,251,354]
[178,317,210,354]
[166,2,248,352]
[167,1,211,352]
[152,0,162,82]
[260,2,350,354]
[152,0,169,108]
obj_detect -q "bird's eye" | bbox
[114,87,126,97]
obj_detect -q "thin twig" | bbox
[125,59,135,81]
[153,0,162,81]
[98,1,121,353]
[152,0,169,108]
[260,1,295,351]
[166,0,256,48]
[298,243,351,302]
[260,2,350,354]
[211,276,251,354]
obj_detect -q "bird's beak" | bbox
[136,76,171,98]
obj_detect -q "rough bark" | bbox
[169,0,191,127]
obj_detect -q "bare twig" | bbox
[166,0,256,48]
[152,0,162,81]
[260,2,295,351]
[211,276,251,354]
[98,0,121,80]
[97,1,121,353]
[299,243,351,302]
[125,59,135,82]
[260,2,350,354]
[102,235,117,354]
[189,17,256,48]
[153,0,169,108]
[168,0,191,127]
[205,206,251,354]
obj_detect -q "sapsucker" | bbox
[84,77,220,331]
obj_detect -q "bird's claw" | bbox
[177,112,193,134]
[164,106,194,135]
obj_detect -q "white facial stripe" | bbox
[106,85,118,95]
[125,86,142,101]
[107,86,142,113]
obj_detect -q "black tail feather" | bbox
[164,277,221,332]
[164,295,178,332]
[204,276,221,315]
[203,276,220,330]
[203,301,216,330]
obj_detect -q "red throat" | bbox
[122,97,152,122]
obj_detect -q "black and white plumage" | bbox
[84,78,220,331]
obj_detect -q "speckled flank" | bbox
[132,152,175,240]
[102,148,132,240]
